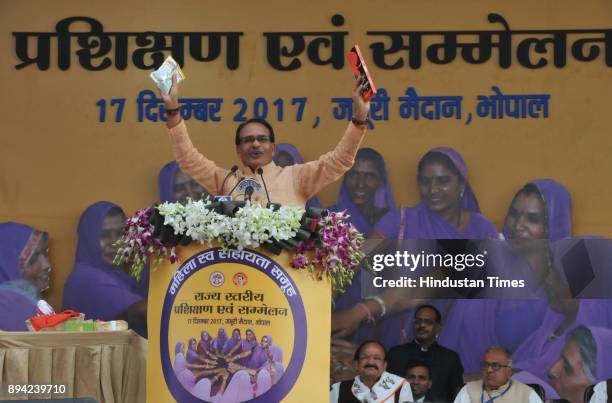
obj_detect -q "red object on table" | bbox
[29,310,81,331]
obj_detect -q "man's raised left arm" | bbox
[295,78,371,200]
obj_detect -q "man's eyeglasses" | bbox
[239,135,271,145]
[358,355,385,362]
[480,362,511,371]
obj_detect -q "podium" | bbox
[146,244,331,402]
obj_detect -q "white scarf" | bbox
[351,371,407,402]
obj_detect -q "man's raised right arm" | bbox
[161,74,227,195]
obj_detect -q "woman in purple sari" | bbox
[223,328,242,354]
[197,330,215,358]
[438,179,574,373]
[255,343,285,396]
[330,148,396,338]
[174,341,187,374]
[0,222,51,292]
[332,148,496,336]
[513,325,612,401]
[186,337,200,364]
[373,147,495,240]
[235,328,259,366]
[328,148,396,380]
[0,222,51,330]
[62,201,148,337]
[273,143,321,209]
[328,147,395,236]
[509,236,612,387]
[214,328,228,354]
[495,180,573,341]
[159,160,211,203]
[249,334,273,369]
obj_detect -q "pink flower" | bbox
[291,254,307,269]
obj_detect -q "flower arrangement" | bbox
[290,211,364,293]
[114,199,364,293]
[113,206,178,281]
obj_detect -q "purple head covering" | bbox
[0,222,46,283]
[74,201,122,270]
[371,147,496,355]
[255,369,273,397]
[450,181,571,371]
[241,328,258,351]
[159,160,211,203]
[328,147,395,236]
[214,328,228,351]
[274,143,305,165]
[191,378,212,401]
[274,143,322,209]
[0,223,47,331]
[268,345,284,380]
[177,368,196,391]
[186,337,199,364]
[198,330,214,353]
[63,202,146,334]
[174,341,187,374]
[250,335,273,369]
[175,341,185,356]
[513,325,612,400]
[223,328,242,354]
[159,160,181,203]
[502,179,572,241]
[512,300,612,383]
[221,370,253,402]
[237,328,258,366]
[428,147,480,212]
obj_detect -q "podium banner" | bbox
[147,244,330,402]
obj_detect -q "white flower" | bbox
[155,200,303,250]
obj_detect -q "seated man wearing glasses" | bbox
[330,340,413,403]
[453,346,543,403]
[160,75,370,207]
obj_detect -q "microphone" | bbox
[257,167,273,207]
[227,175,246,196]
[245,186,254,202]
[220,165,239,194]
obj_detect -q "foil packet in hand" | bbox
[150,56,185,95]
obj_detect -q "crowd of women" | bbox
[1,142,610,401]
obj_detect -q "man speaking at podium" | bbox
[160,75,370,207]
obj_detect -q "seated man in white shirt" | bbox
[454,346,543,403]
[330,340,413,403]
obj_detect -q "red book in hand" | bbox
[347,45,377,102]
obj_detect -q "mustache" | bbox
[364,364,379,370]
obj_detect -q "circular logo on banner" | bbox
[160,248,307,403]
[209,271,225,287]
[233,272,248,287]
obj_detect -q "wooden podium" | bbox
[146,243,331,402]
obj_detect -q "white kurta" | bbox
[330,372,414,403]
